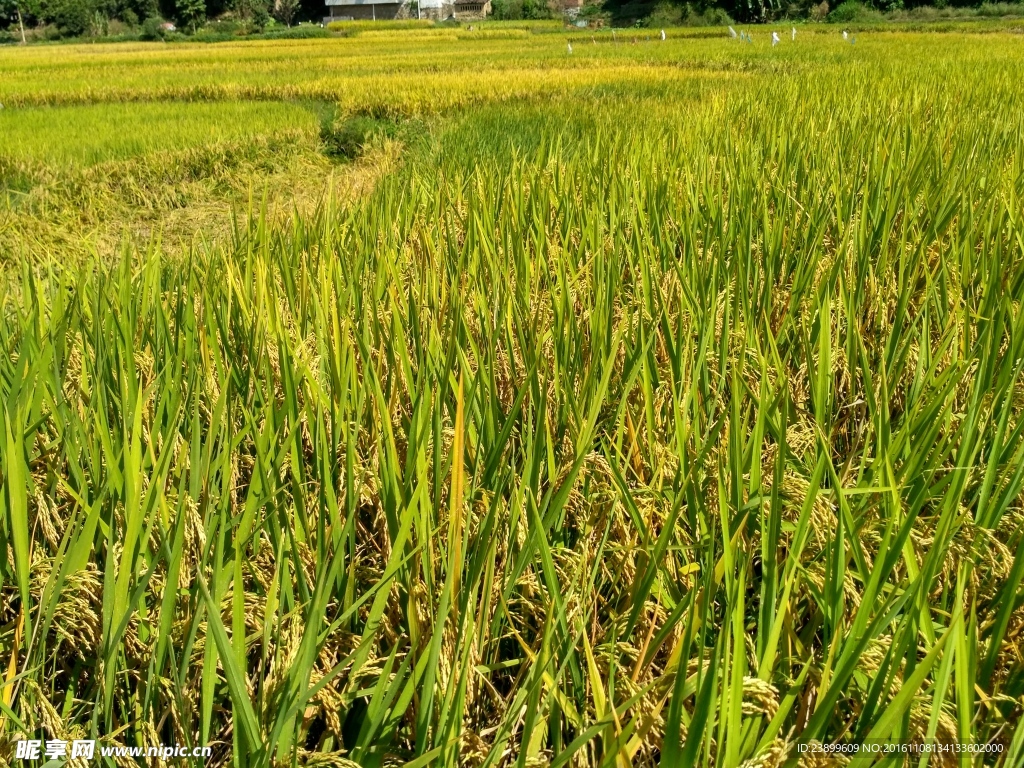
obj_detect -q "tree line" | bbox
[0,0,319,38]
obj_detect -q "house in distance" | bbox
[324,0,491,21]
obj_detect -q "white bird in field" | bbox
[660,29,666,40]
[842,29,848,40]
[772,31,779,46]
[567,41,573,54]
[792,26,796,40]
[728,25,737,38]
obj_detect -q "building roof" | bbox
[325,0,400,5]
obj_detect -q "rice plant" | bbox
[2,26,1024,768]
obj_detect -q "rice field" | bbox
[2,26,1024,767]
[0,102,319,167]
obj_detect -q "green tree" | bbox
[272,0,297,25]
[44,0,95,35]
[1,0,41,39]
[250,0,269,29]
[175,0,203,28]
[521,0,550,17]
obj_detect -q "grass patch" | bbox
[326,19,437,34]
